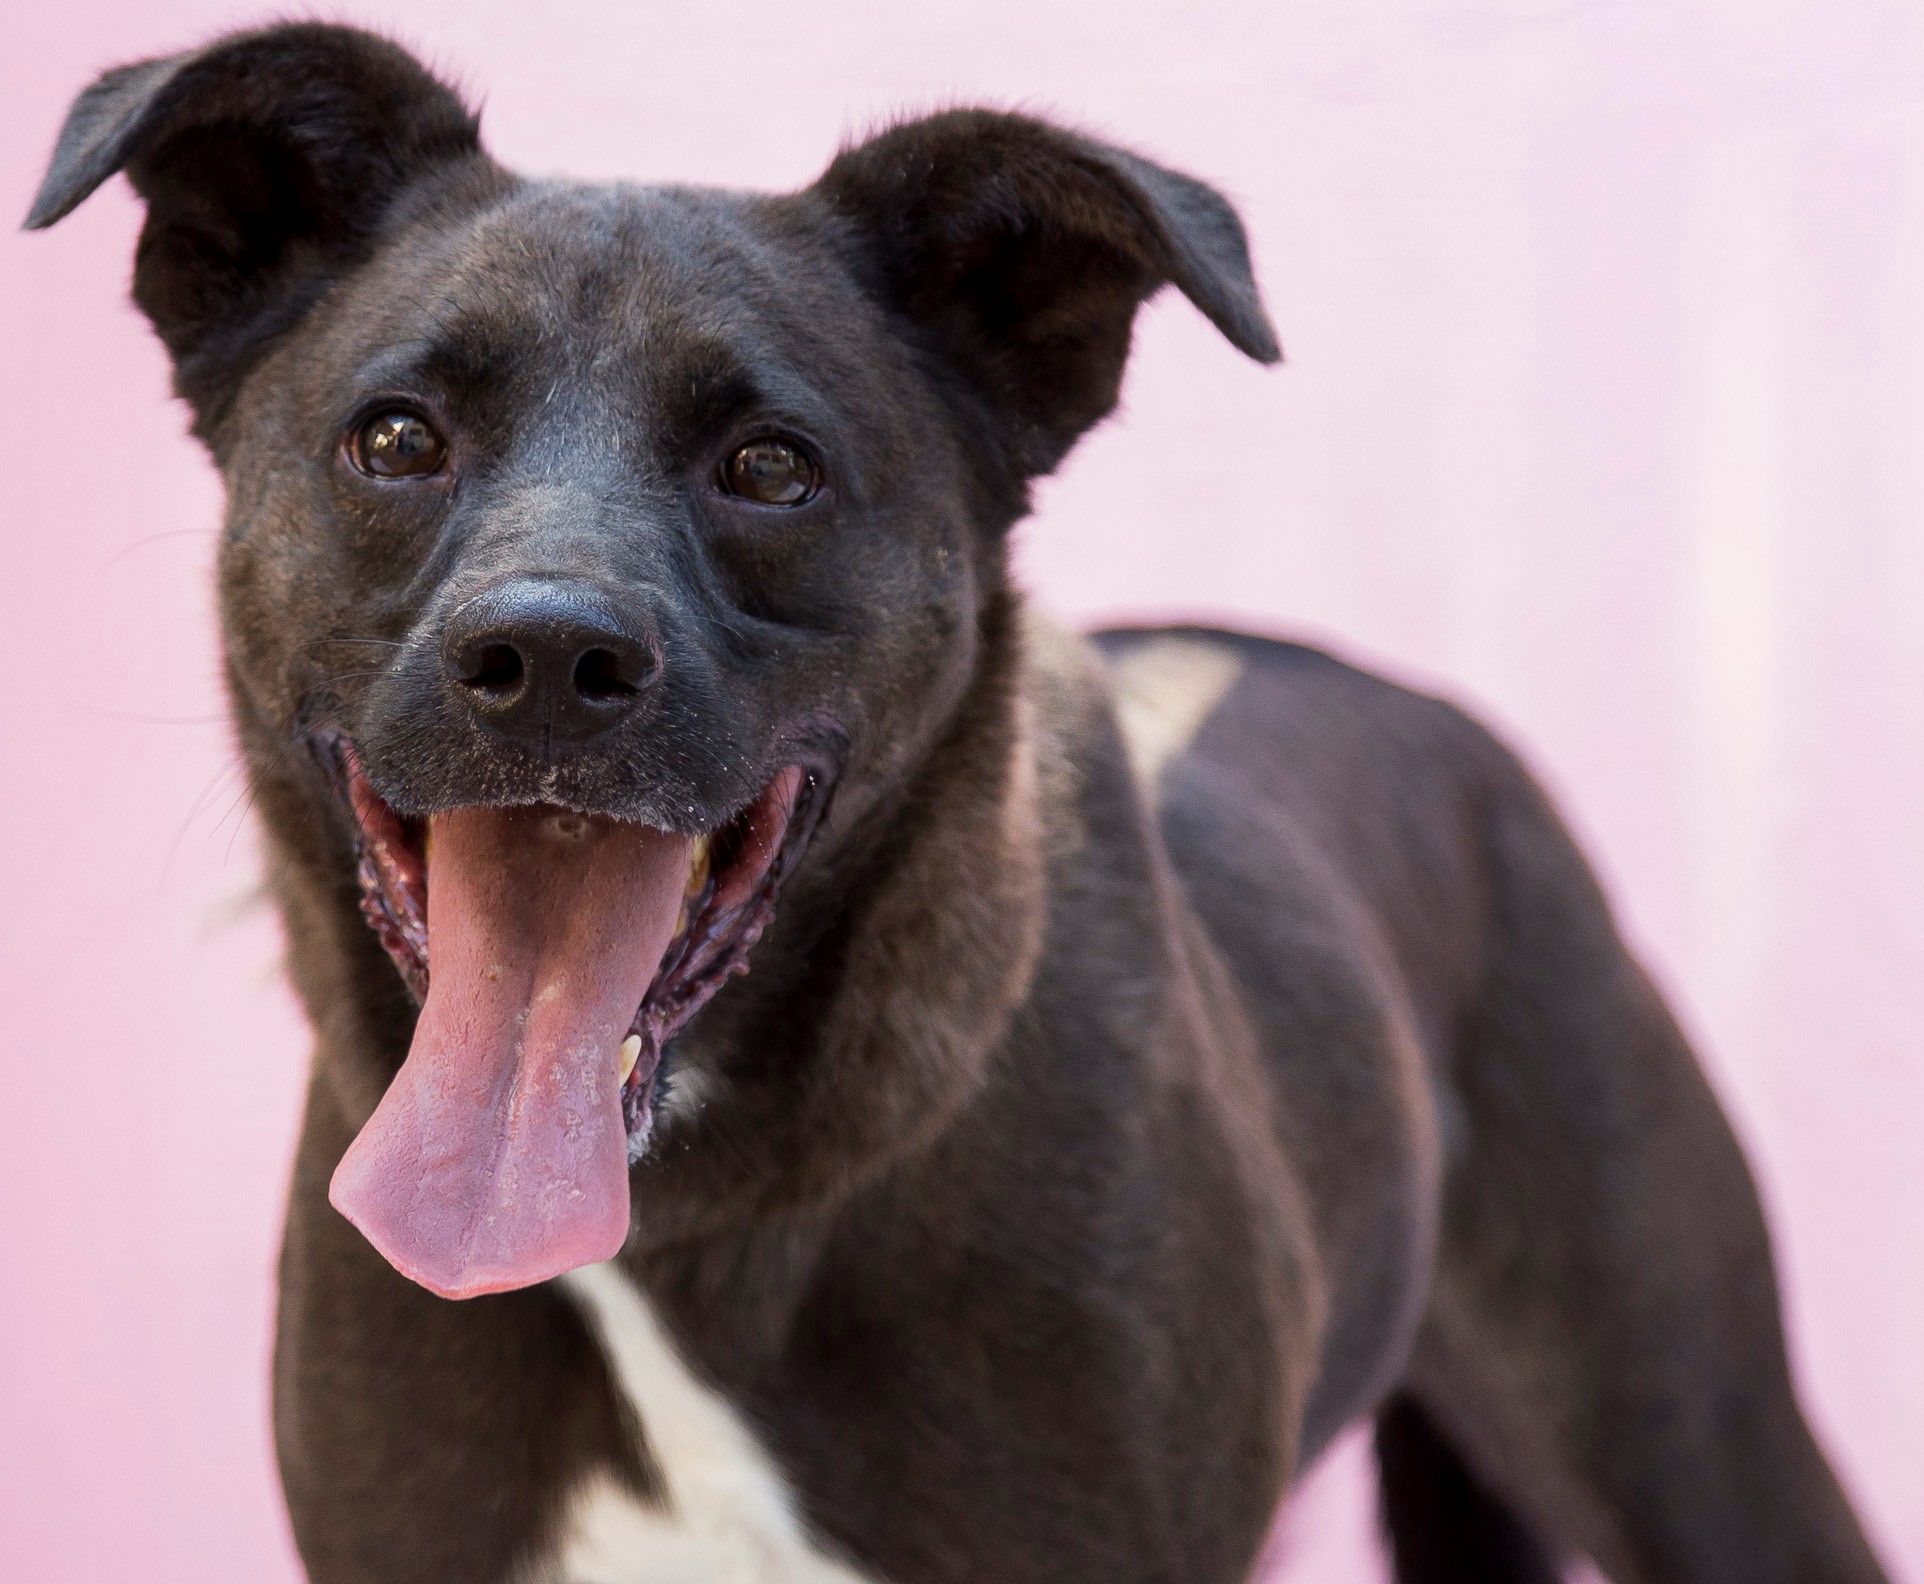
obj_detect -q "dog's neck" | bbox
[616,583,1070,1246]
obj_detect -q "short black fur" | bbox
[1377,1394,1564,1584]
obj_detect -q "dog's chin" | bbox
[309,730,835,1299]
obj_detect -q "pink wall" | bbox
[2,2,1918,1579]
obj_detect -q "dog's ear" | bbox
[24,24,482,420]
[814,111,1279,481]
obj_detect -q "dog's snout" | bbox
[442,581,660,746]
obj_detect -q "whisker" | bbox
[76,706,228,726]
[223,780,264,865]
[96,527,218,574]
[159,757,244,897]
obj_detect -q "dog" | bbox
[28,23,1893,1584]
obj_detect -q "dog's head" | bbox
[30,24,1276,1298]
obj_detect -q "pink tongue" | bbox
[329,807,692,1299]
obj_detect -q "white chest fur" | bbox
[551,1262,881,1584]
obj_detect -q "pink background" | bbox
[2,2,1918,1579]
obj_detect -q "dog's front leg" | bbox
[273,1070,642,1584]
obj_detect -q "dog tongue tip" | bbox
[328,1173,631,1300]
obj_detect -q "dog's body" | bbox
[31,24,1891,1584]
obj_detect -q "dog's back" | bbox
[1101,623,1885,1581]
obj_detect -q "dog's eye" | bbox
[353,411,447,479]
[721,439,819,506]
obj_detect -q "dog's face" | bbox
[31,23,1275,1298]
[239,176,989,828]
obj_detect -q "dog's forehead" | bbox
[449,184,747,318]
[354,181,839,379]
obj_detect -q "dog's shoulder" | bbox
[1088,621,1534,826]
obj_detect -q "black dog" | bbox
[29,24,1892,1584]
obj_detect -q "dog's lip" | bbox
[315,732,837,1153]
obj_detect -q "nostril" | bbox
[443,582,658,741]
[463,642,526,698]
[573,646,643,704]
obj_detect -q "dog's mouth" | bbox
[314,737,831,1299]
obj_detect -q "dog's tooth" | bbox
[685,834,711,899]
[618,1034,642,1085]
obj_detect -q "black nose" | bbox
[442,580,660,747]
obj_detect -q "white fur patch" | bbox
[655,1063,720,1131]
[551,1262,879,1584]
[1106,636,1244,793]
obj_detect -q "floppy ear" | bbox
[814,110,1280,481]
[24,23,483,421]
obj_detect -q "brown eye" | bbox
[353,411,446,478]
[721,439,819,506]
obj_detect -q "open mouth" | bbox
[311,734,832,1299]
